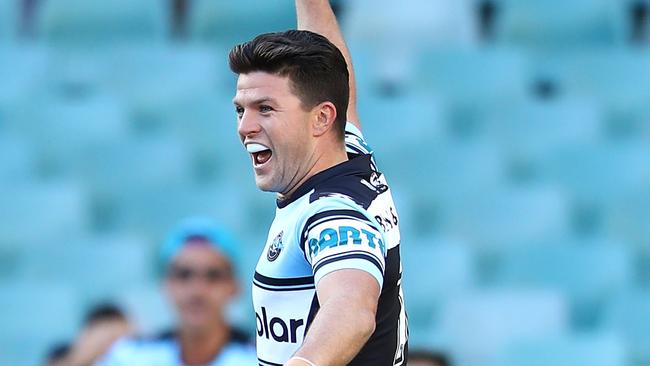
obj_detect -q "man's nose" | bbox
[237,110,261,138]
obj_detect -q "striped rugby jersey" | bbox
[253,123,408,366]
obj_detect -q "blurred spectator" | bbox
[95,217,256,366]
[170,0,190,39]
[64,304,133,366]
[44,343,71,366]
[20,0,40,37]
[408,349,451,366]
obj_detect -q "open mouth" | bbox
[245,143,273,167]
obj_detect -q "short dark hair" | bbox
[408,349,452,366]
[229,30,349,138]
[84,303,127,326]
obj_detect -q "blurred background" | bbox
[1,0,650,365]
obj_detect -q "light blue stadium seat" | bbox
[606,188,650,246]
[485,98,603,164]
[343,0,477,47]
[0,0,18,42]
[495,334,626,366]
[443,185,570,247]
[359,92,446,151]
[401,237,475,346]
[78,135,193,199]
[492,239,632,327]
[604,290,650,363]
[413,47,529,103]
[541,51,650,133]
[189,0,295,44]
[20,236,155,303]
[0,135,37,182]
[0,45,48,121]
[541,142,650,207]
[114,183,259,241]
[38,0,167,43]
[495,0,625,47]
[0,182,90,246]
[30,93,129,173]
[103,45,224,114]
[436,289,568,366]
[0,281,81,362]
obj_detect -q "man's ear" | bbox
[312,101,338,137]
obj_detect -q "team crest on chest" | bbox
[267,231,284,262]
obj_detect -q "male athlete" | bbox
[230,1,408,365]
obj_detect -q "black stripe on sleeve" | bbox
[312,252,385,278]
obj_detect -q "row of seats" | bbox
[1,276,648,366]
[0,0,641,48]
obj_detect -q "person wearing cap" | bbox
[95,217,257,366]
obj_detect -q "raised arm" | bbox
[296,0,361,131]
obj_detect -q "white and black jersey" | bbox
[253,124,408,366]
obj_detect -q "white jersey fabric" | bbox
[95,329,257,366]
[253,123,408,366]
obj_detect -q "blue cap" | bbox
[160,216,240,270]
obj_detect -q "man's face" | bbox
[233,71,316,194]
[165,242,237,331]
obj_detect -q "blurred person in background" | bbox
[407,350,451,366]
[44,342,71,366]
[64,303,133,366]
[95,217,256,366]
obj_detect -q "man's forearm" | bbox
[288,295,376,366]
[295,0,360,128]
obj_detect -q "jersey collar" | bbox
[276,154,372,209]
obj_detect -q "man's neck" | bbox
[279,143,348,202]
[178,320,230,366]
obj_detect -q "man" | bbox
[229,1,408,365]
[96,217,257,366]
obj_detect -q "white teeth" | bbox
[245,143,270,153]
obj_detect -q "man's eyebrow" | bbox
[232,97,277,106]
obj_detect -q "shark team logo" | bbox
[267,231,284,262]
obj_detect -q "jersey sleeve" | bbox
[345,122,374,157]
[300,196,387,289]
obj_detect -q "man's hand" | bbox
[296,0,361,130]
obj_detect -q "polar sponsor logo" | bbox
[308,225,386,257]
[256,306,305,343]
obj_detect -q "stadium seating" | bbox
[38,0,167,43]
[494,0,626,47]
[606,188,650,247]
[0,182,90,246]
[3,1,650,364]
[442,184,570,247]
[0,0,18,42]
[495,333,626,366]
[540,142,650,209]
[604,290,650,364]
[0,281,81,365]
[491,239,633,328]
[436,289,568,365]
[401,237,475,345]
[342,0,477,46]
[0,45,48,115]
[0,135,37,183]
[189,0,295,44]
[19,236,155,303]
